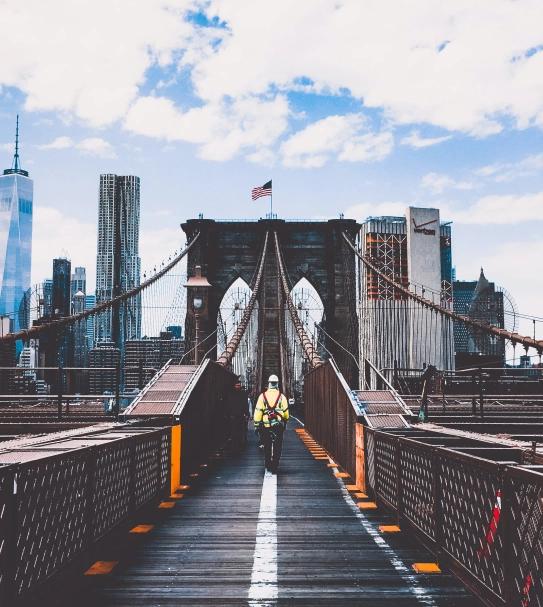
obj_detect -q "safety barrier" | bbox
[365,428,543,607]
[0,426,171,604]
[304,359,364,483]
[175,360,240,481]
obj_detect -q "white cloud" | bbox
[0,143,13,152]
[32,207,97,287]
[400,130,452,149]
[38,136,73,150]
[75,137,116,159]
[455,239,542,327]
[37,136,116,158]
[421,172,474,194]
[280,114,392,168]
[449,192,543,224]
[0,0,195,127]
[346,192,543,226]
[124,94,289,161]
[475,153,543,182]
[195,1,543,135]
[2,1,543,163]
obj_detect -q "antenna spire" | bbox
[12,114,20,172]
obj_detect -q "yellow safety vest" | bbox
[254,389,289,428]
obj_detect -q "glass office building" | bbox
[0,117,33,337]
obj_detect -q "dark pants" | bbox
[261,426,284,472]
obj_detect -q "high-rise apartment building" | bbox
[358,207,454,384]
[95,174,141,348]
[0,116,33,337]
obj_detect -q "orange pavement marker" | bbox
[130,524,154,534]
[169,493,184,499]
[379,525,401,533]
[158,501,176,509]
[84,561,118,576]
[326,463,337,468]
[176,485,190,491]
[357,501,378,510]
[412,563,441,574]
[345,484,360,492]
[334,472,350,479]
[354,492,368,499]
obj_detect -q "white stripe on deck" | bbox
[334,468,438,607]
[248,470,278,606]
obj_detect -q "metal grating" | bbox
[401,442,435,539]
[507,467,543,607]
[367,414,408,429]
[127,364,199,416]
[374,433,398,509]
[0,426,170,601]
[440,455,504,597]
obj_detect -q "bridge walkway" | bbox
[62,425,481,607]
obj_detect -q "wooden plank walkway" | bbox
[60,425,482,606]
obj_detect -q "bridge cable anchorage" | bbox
[0,232,201,343]
[273,232,324,369]
[342,232,543,355]
[216,231,270,367]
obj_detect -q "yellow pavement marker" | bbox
[357,501,378,510]
[412,563,441,574]
[379,525,401,533]
[130,524,154,534]
[84,561,118,576]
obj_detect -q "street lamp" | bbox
[184,266,212,365]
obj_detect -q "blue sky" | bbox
[0,0,542,343]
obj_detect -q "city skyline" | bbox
[0,2,541,332]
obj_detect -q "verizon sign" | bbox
[411,217,437,236]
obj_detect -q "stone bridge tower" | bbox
[181,218,360,389]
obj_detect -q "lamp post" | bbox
[184,266,212,365]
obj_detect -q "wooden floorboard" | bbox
[55,425,483,606]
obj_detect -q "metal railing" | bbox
[365,428,543,607]
[304,358,362,479]
[0,425,170,604]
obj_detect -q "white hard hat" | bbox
[268,374,279,383]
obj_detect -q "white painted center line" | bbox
[248,470,278,606]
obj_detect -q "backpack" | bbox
[262,391,283,425]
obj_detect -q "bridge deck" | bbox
[61,425,481,606]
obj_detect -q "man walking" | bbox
[253,374,289,474]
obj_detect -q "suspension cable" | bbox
[1,232,200,343]
[216,231,269,367]
[343,232,543,354]
[273,232,323,369]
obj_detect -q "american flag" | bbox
[251,180,272,200]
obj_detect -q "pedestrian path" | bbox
[62,425,482,606]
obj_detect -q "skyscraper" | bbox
[85,294,96,351]
[0,116,33,337]
[52,258,71,317]
[358,207,455,384]
[71,266,86,301]
[95,174,141,348]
